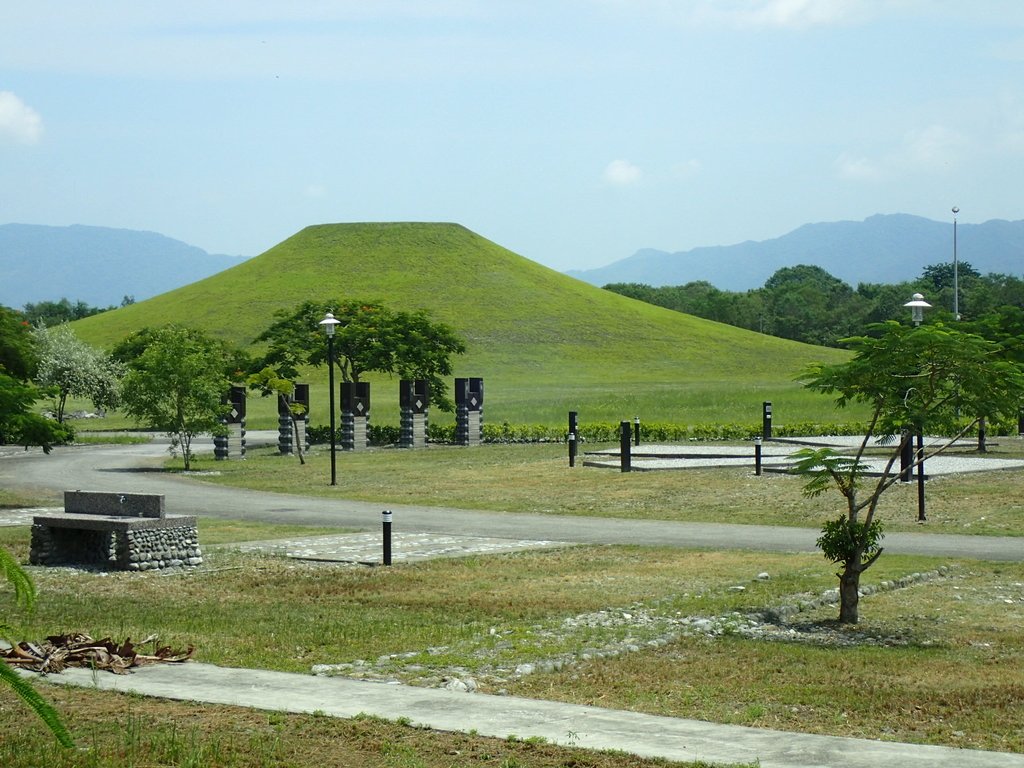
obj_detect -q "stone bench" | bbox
[30,491,202,571]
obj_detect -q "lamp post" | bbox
[319,312,340,485]
[952,206,960,320]
[903,293,931,326]
[902,294,931,522]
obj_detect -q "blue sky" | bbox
[3,1,1024,271]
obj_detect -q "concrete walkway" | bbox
[38,662,1024,768]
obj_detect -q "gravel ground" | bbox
[310,565,966,692]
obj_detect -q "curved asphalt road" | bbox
[2,439,1021,561]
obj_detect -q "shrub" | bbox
[308,419,881,445]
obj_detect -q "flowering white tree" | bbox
[32,324,122,423]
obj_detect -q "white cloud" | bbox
[836,123,967,182]
[0,91,43,144]
[835,152,882,181]
[604,159,642,186]
[902,124,964,168]
[691,0,875,29]
[670,159,702,179]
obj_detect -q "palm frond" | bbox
[0,547,35,612]
[0,662,75,748]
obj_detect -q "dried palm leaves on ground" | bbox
[1,633,193,675]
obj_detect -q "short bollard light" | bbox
[633,415,641,446]
[568,410,579,468]
[382,510,393,566]
[754,436,763,476]
[620,421,632,473]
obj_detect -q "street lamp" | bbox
[904,293,931,326]
[901,293,931,521]
[319,312,340,485]
[952,206,960,320]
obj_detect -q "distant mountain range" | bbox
[6,215,1024,310]
[566,214,1024,290]
[0,223,247,308]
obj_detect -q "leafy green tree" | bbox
[0,307,38,380]
[763,265,870,346]
[0,549,75,747]
[0,307,71,450]
[254,299,466,411]
[111,326,251,380]
[247,365,307,464]
[22,298,112,327]
[119,326,231,469]
[32,324,122,423]
[855,281,918,325]
[794,321,1024,623]
[0,373,72,451]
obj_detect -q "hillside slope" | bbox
[73,222,847,424]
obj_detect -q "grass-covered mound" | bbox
[72,222,850,426]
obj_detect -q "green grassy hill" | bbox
[73,222,850,427]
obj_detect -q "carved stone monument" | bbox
[341,381,370,451]
[399,379,430,448]
[214,385,246,460]
[455,377,483,446]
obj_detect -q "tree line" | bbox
[0,299,464,468]
[604,261,1024,347]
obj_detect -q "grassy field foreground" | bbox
[0,517,1022,758]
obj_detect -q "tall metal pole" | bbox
[320,312,340,487]
[916,431,926,522]
[327,333,337,486]
[952,206,960,320]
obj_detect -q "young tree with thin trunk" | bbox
[119,326,231,470]
[794,321,1024,624]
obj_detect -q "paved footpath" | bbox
[35,662,1024,768]
[1,438,1022,561]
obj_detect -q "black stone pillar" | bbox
[399,379,430,449]
[294,384,311,452]
[455,378,484,446]
[341,382,370,451]
[215,386,246,460]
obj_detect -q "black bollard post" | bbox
[762,401,773,441]
[915,432,926,522]
[620,421,632,473]
[382,510,393,565]
[633,415,640,446]
[899,431,913,483]
[569,411,578,468]
[754,437,762,476]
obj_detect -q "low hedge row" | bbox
[307,420,891,446]
[307,417,1017,446]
